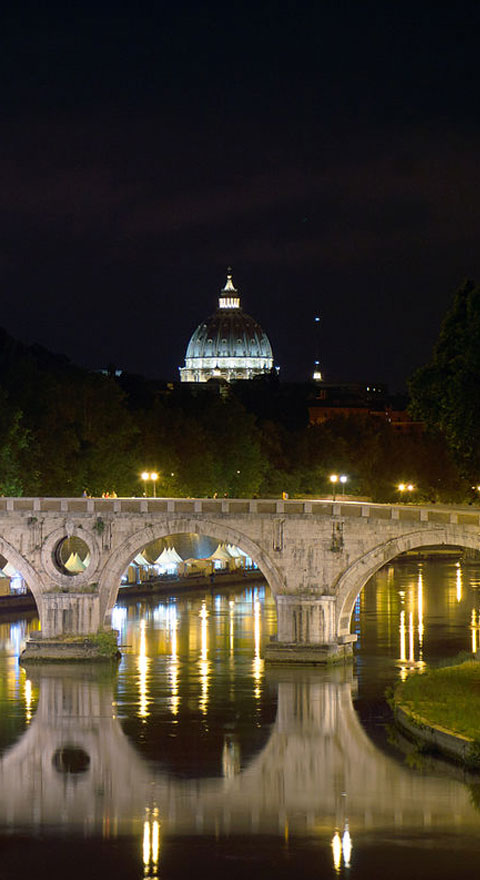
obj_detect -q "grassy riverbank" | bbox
[395,660,480,740]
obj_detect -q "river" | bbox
[1,557,480,878]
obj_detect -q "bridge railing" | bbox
[0,497,479,526]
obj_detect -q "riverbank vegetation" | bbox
[394,660,480,741]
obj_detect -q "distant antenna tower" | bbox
[312,315,323,382]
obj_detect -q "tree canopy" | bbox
[409,279,480,482]
[0,320,470,502]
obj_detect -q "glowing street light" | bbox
[398,482,414,499]
[141,471,159,498]
[329,474,338,501]
[330,474,348,501]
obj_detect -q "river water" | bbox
[1,557,480,878]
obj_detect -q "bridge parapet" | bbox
[1,496,479,528]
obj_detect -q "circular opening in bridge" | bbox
[54,537,91,576]
[52,746,90,775]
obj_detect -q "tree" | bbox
[0,388,29,495]
[409,279,480,482]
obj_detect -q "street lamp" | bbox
[397,482,414,500]
[340,474,348,496]
[141,471,150,497]
[329,474,338,501]
[141,471,159,497]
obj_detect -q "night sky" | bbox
[2,1,480,390]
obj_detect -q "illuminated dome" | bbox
[179,269,275,383]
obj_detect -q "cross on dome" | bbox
[222,267,237,293]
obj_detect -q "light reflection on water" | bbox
[0,563,480,877]
[355,555,480,673]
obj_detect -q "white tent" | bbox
[152,545,183,574]
[166,546,183,564]
[225,544,248,567]
[210,544,233,561]
[209,543,235,570]
[130,551,152,582]
[153,548,170,566]
[134,552,150,567]
[226,543,254,569]
[226,543,247,558]
[152,546,183,566]
[64,552,87,573]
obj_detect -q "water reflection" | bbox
[143,807,160,879]
[1,663,478,841]
[1,563,480,876]
[355,554,480,674]
[332,822,352,872]
[138,618,150,719]
[198,600,209,714]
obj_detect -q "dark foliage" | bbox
[0,324,468,501]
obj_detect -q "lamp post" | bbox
[141,471,150,497]
[340,474,348,496]
[329,474,338,501]
[141,471,159,497]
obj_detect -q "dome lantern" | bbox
[218,267,240,310]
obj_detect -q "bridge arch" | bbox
[0,534,44,619]
[335,526,480,639]
[98,517,286,625]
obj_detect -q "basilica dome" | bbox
[179,269,275,383]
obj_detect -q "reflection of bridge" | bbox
[0,667,477,836]
[2,496,480,659]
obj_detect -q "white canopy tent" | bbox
[64,552,87,573]
[134,552,150,567]
[153,546,183,565]
[209,543,235,570]
[153,546,183,575]
[226,543,254,569]
[122,551,152,584]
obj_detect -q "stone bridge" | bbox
[1,496,479,660]
[0,667,477,839]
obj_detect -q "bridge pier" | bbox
[264,595,356,665]
[40,593,102,638]
[21,592,119,662]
